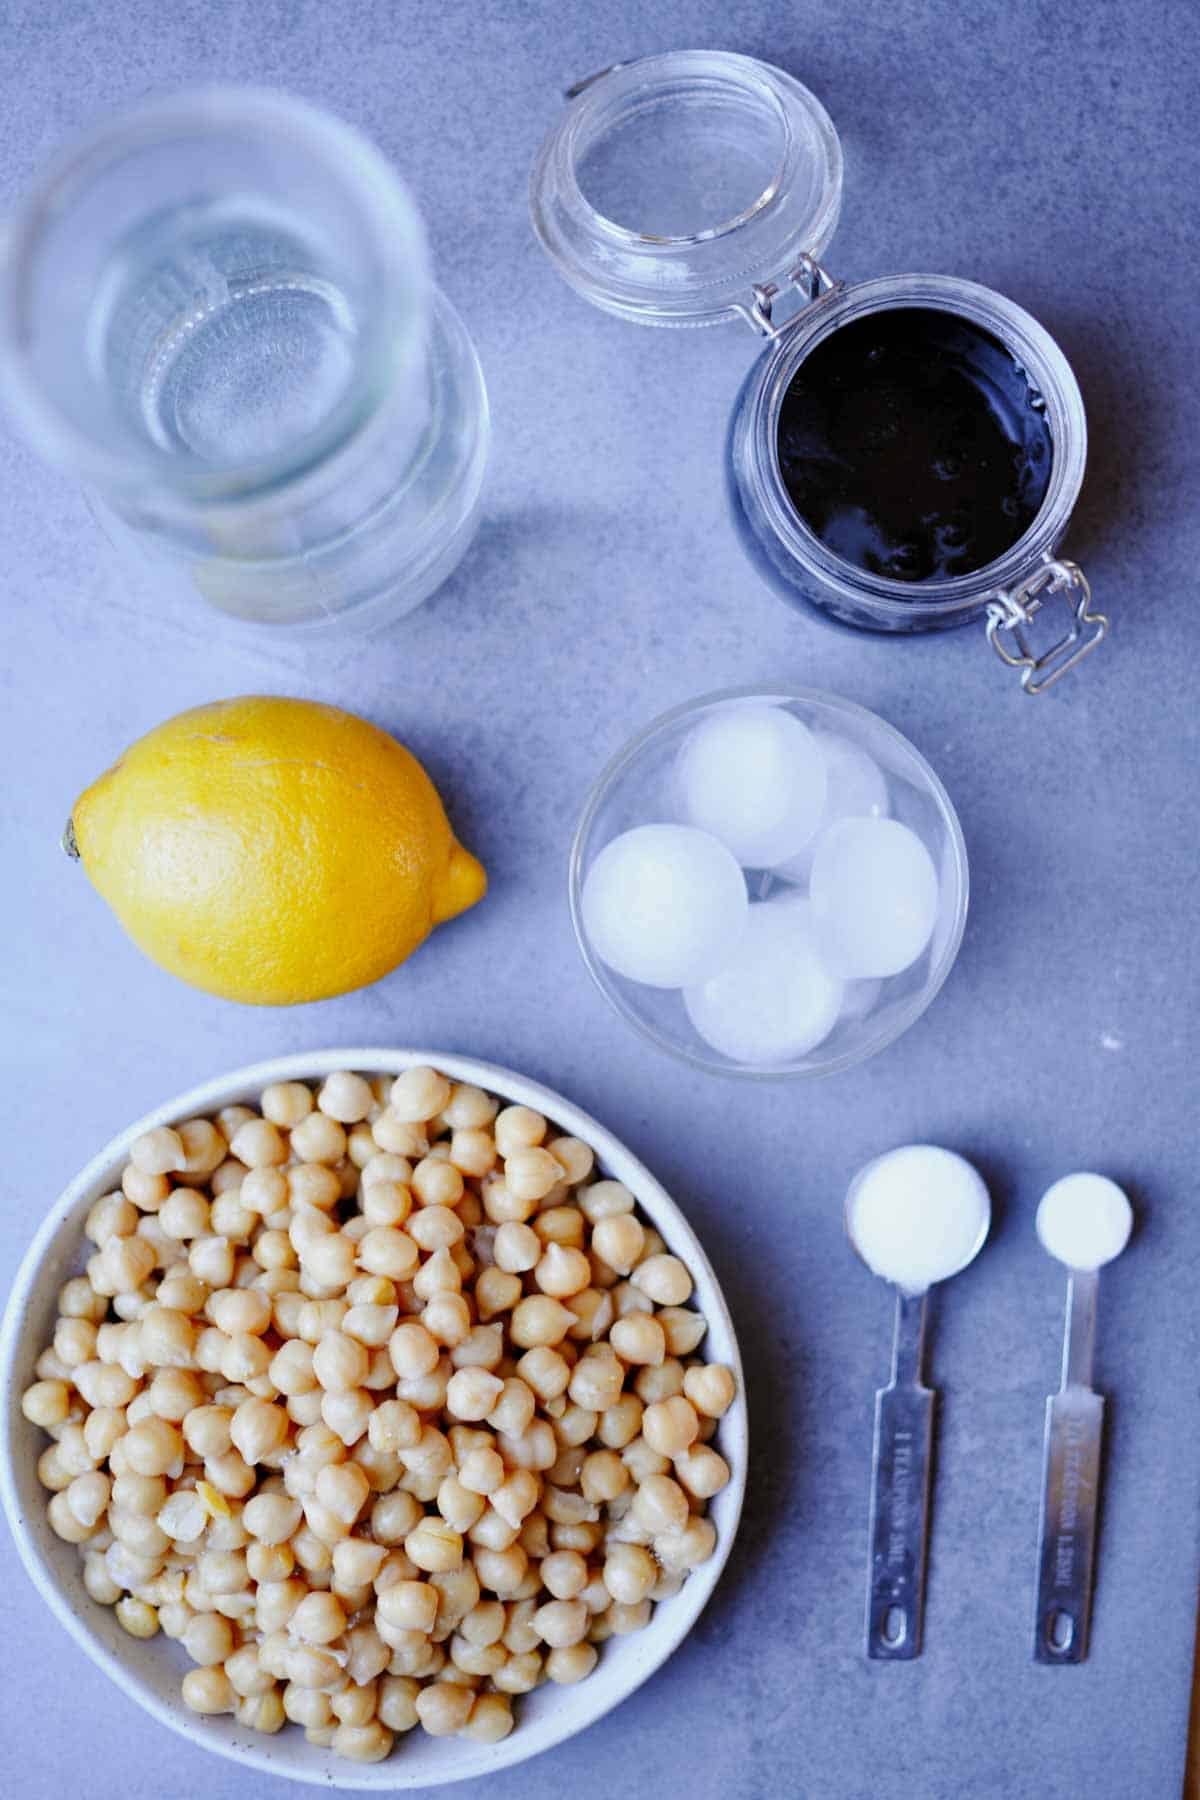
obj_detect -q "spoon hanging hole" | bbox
[1046,1609,1075,1654]
[882,1605,907,1648]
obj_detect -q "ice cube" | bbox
[810,817,939,978]
[676,703,828,868]
[580,824,748,989]
[839,978,884,1022]
[683,897,844,1063]
[778,731,890,883]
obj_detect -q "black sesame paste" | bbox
[775,307,1053,583]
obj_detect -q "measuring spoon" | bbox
[1032,1172,1133,1664]
[846,1144,991,1660]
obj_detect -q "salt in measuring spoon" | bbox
[1032,1172,1133,1664]
[845,1145,991,1659]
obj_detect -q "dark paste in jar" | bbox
[775,307,1053,583]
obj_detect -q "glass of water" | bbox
[0,87,488,627]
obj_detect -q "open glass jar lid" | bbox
[530,50,1108,694]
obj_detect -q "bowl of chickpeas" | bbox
[1,1050,745,1788]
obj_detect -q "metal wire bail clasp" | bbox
[738,255,840,338]
[986,559,1108,695]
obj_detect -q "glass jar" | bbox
[531,51,1107,693]
[0,87,488,630]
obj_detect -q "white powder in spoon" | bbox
[1035,1173,1132,1271]
[846,1144,991,1294]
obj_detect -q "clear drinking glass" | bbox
[0,87,488,628]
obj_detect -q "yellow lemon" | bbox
[68,696,486,1005]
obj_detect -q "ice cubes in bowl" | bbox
[570,688,967,1078]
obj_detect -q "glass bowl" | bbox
[570,687,969,1079]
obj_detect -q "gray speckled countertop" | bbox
[2,2,1198,1796]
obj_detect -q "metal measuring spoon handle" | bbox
[865,1288,934,1659]
[1033,1267,1103,1662]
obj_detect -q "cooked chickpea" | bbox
[389,1066,452,1123]
[84,1408,127,1462]
[65,1470,111,1530]
[654,1515,718,1572]
[411,1158,465,1210]
[261,1081,315,1128]
[124,1418,184,1477]
[239,1690,287,1734]
[230,1398,288,1465]
[21,1379,70,1428]
[610,1313,667,1367]
[642,1394,700,1457]
[580,1448,629,1504]
[357,1227,418,1281]
[565,1287,614,1342]
[489,1224,537,1276]
[317,1071,373,1124]
[100,1234,158,1293]
[635,1357,685,1404]
[229,1118,288,1169]
[408,1206,464,1254]
[287,1164,341,1212]
[86,1192,138,1247]
[131,1127,185,1176]
[539,1549,587,1600]
[532,1597,588,1649]
[421,1293,472,1347]
[314,1460,370,1526]
[244,1492,303,1544]
[631,1473,690,1536]
[207,1286,271,1337]
[242,1166,289,1216]
[492,1647,542,1693]
[590,1211,645,1274]
[182,1666,235,1713]
[683,1362,737,1417]
[303,1232,359,1289]
[82,1550,123,1606]
[533,1244,591,1299]
[289,1112,346,1166]
[290,1590,347,1645]
[675,1443,731,1499]
[312,1330,369,1393]
[567,1349,624,1412]
[122,1164,170,1211]
[577,1180,634,1224]
[475,1266,522,1320]
[139,1306,198,1371]
[248,1542,296,1584]
[407,1680,468,1737]
[405,1520,463,1574]
[501,1147,561,1206]
[630,1253,692,1306]
[509,1297,574,1350]
[448,1128,496,1180]
[534,1205,586,1249]
[445,1368,504,1422]
[386,1321,438,1381]
[491,1105,544,1157]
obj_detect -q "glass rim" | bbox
[569,685,970,1081]
[530,50,844,327]
[0,84,429,507]
[745,274,1088,619]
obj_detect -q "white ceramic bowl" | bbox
[0,1049,746,1789]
